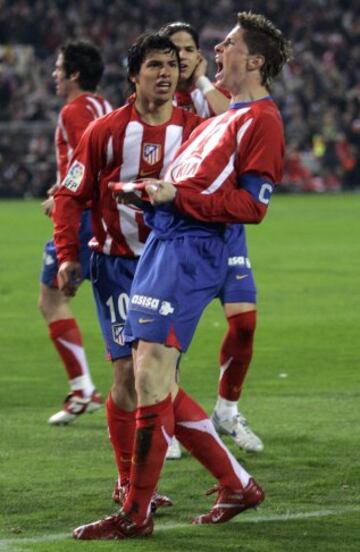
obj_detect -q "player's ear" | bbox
[69,70,80,84]
[247,54,265,71]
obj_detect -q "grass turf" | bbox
[0,194,359,551]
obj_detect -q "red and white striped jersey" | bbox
[54,103,201,263]
[174,85,230,118]
[166,97,285,227]
[55,93,112,184]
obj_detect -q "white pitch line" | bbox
[1,506,359,550]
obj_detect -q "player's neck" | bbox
[176,79,191,92]
[135,97,173,125]
[66,88,93,103]
[231,83,269,104]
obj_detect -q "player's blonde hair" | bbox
[237,11,291,89]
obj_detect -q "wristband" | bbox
[195,75,215,96]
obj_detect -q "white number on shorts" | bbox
[106,293,129,323]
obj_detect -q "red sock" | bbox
[48,318,89,380]
[106,393,136,485]
[219,311,256,401]
[123,394,174,523]
[174,388,250,489]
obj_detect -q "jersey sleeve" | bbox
[61,103,95,149]
[174,112,284,224]
[53,121,108,264]
[237,111,284,182]
[174,185,267,224]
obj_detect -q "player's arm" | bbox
[53,122,106,295]
[146,176,270,223]
[193,55,230,116]
[174,174,271,223]
[62,103,96,149]
[149,114,283,224]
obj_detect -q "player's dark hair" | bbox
[127,32,180,91]
[237,11,291,89]
[159,21,200,49]
[60,40,104,92]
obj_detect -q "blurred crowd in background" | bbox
[0,0,359,197]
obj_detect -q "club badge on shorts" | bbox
[112,323,125,346]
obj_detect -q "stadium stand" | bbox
[0,0,358,196]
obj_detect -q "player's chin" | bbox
[154,89,174,102]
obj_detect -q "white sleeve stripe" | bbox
[104,100,113,114]
[86,96,104,118]
[190,88,210,118]
[201,118,253,195]
[236,118,253,146]
[58,114,69,143]
[106,135,114,165]
[201,154,235,195]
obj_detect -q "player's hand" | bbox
[41,196,55,217]
[57,261,81,297]
[192,54,208,83]
[47,184,58,197]
[144,180,177,205]
[108,182,145,209]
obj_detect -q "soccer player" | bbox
[161,22,262,457]
[160,21,229,117]
[38,40,112,425]
[71,12,290,540]
[52,33,202,512]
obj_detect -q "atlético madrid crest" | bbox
[112,323,125,346]
[143,143,161,165]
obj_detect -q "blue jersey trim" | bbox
[230,96,272,109]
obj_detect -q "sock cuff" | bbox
[106,392,136,418]
[48,318,77,339]
[227,310,256,327]
[173,387,186,410]
[136,393,172,420]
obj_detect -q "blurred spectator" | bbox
[0,0,359,196]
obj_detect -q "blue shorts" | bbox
[40,209,93,288]
[90,251,139,360]
[219,224,257,304]
[125,232,228,352]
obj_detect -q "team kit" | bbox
[40,13,290,540]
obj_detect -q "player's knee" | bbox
[228,309,256,338]
[112,357,136,407]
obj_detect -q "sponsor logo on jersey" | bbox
[131,294,160,310]
[228,256,251,268]
[112,323,125,346]
[131,295,175,316]
[170,154,202,182]
[62,160,85,192]
[235,274,249,280]
[143,143,161,165]
[159,301,174,316]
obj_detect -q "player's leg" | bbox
[120,341,179,522]
[89,251,172,512]
[173,386,264,524]
[38,238,100,425]
[73,233,255,539]
[212,226,263,452]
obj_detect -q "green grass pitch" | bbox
[0,194,359,551]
